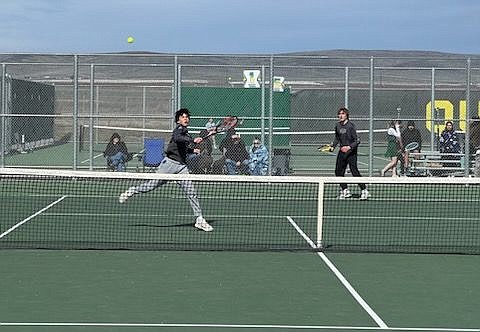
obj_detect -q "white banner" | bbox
[243,70,260,88]
[273,76,285,92]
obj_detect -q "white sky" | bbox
[0,0,478,54]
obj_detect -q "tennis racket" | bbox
[318,143,334,152]
[404,141,419,151]
[202,116,241,138]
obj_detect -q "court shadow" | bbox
[129,220,216,228]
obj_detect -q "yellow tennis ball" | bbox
[127,36,135,43]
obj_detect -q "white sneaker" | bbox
[338,188,352,199]
[360,189,370,200]
[194,216,213,232]
[119,187,135,203]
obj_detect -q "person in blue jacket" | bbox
[248,137,268,176]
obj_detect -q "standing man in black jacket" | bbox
[118,108,213,232]
[331,107,369,200]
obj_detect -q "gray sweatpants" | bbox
[130,157,202,217]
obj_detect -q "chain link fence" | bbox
[1,53,479,176]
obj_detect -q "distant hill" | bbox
[281,49,479,58]
[0,49,477,87]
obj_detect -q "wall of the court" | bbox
[180,87,291,146]
[7,79,55,152]
[290,88,480,145]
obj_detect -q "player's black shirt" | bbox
[166,124,194,164]
[332,120,360,151]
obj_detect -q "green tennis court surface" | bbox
[1,251,479,332]
[2,169,479,253]
[1,169,480,331]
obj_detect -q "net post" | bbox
[316,180,325,249]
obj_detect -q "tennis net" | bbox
[1,168,479,254]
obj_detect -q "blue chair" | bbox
[138,138,165,172]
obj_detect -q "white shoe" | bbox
[119,187,135,203]
[194,216,213,232]
[338,188,352,199]
[360,189,370,200]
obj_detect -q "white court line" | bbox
[373,155,391,162]
[81,151,144,164]
[325,215,480,222]
[80,153,104,164]
[0,196,66,239]
[42,212,316,219]
[323,197,480,203]
[286,216,388,329]
[0,322,478,331]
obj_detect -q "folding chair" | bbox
[137,138,165,172]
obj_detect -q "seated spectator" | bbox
[187,129,214,174]
[219,130,249,175]
[205,118,217,149]
[104,133,131,172]
[248,137,268,175]
[439,121,461,170]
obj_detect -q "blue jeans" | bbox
[249,162,267,176]
[107,152,126,172]
[225,158,249,175]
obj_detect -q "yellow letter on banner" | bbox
[425,100,453,133]
[459,100,466,132]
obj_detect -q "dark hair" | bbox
[226,128,236,136]
[109,132,121,142]
[338,107,349,118]
[407,120,415,127]
[175,108,190,122]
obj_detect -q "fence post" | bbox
[464,58,471,177]
[430,68,436,152]
[173,55,178,123]
[89,64,95,171]
[368,57,374,176]
[261,65,266,144]
[73,55,79,170]
[344,66,349,108]
[0,64,5,168]
[268,56,274,175]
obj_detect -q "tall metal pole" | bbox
[95,86,100,144]
[142,86,147,142]
[173,55,178,117]
[0,64,5,168]
[176,64,182,129]
[73,55,79,170]
[368,57,374,176]
[268,56,274,175]
[89,64,95,171]
[261,65,265,144]
[344,67,349,108]
[465,58,471,176]
[430,68,435,152]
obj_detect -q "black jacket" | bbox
[104,141,129,158]
[166,124,194,164]
[401,128,422,149]
[332,120,360,151]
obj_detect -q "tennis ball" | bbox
[127,36,135,44]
